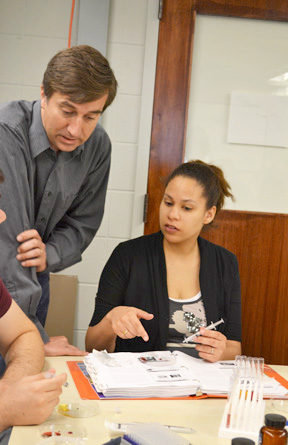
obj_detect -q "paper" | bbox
[84,350,199,398]
[83,350,288,399]
[227,92,288,148]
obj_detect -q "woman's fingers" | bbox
[195,328,227,362]
[111,307,153,342]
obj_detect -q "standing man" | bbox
[0,45,117,360]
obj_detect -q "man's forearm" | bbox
[1,330,44,387]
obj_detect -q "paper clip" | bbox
[183,318,224,343]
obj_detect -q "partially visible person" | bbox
[86,160,241,363]
[0,45,117,359]
[0,280,67,438]
[0,168,66,444]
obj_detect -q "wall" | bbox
[0,0,79,102]
[0,0,154,349]
[65,0,152,349]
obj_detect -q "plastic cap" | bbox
[265,413,286,428]
[231,438,255,445]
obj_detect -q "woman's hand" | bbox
[194,327,227,363]
[85,306,155,353]
[107,306,154,342]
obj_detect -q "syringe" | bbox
[183,317,224,343]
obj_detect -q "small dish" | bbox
[57,401,99,418]
[36,438,84,444]
[39,422,86,439]
[271,399,288,414]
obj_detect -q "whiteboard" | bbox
[185,15,288,213]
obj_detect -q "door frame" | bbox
[144,0,288,234]
[131,0,160,238]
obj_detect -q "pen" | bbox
[183,318,224,343]
[105,420,196,434]
[45,371,69,387]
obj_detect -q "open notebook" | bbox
[68,350,288,400]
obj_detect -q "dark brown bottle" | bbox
[259,413,287,444]
[231,438,255,444]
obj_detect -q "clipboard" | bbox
[67,361,288,401]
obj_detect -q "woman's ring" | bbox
[210,347,214,355]
[123,330,128,336]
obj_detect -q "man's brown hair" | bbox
[42,45,117,111]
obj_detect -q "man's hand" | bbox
[0,369,67,431]
[16,229,47,272]
[0,209,6,224]
[44,336,88,357]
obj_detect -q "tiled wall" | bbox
[0,0,79,101]
[0,0,151,349]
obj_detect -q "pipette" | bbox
[183,318,224,343]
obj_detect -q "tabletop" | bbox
[8,357,288,445]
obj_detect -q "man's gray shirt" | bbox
[0,100,111,340]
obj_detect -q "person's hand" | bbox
[194,327,227,363]
[44,336,88,357]
[0,368,67,430]
[107,306,154,342]
[0,209,6,224]
[16,229,47,272]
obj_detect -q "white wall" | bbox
[0,0,156,349]
[0,0,79,102]
[65,0,155,349]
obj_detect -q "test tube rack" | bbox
[218,355,265,441]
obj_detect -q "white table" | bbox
[8,357,288,445]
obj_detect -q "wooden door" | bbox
[202,210,288,365]
[145,0,288,364]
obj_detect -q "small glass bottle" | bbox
[259,413,288,444]
[231,438,255,444]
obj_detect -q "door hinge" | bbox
[158,0,163,20]
[143,193,149,223]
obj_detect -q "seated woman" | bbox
[86,160,241,362]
